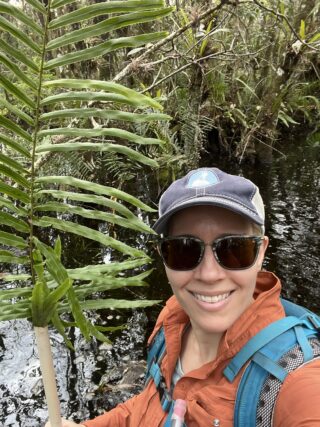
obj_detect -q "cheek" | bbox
[165,266,193,290]
[230,269,258,293]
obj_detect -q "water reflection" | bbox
[0,143,319,426]
[264,147,319,313]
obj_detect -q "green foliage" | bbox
[0,0,171,342]
[129,0,320,163]
[306,131,320,148]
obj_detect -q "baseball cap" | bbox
[153,167,265,234]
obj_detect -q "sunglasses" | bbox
[158,235,264,271]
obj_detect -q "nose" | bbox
[193,244,227,282]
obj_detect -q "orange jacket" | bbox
[83,272,320,427]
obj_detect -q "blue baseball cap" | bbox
[153,167,265,234]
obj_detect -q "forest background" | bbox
[0,0,319,425]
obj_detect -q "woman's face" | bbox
[164,206,268,336]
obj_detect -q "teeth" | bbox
[193,292,230,303]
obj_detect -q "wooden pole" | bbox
[34,326,62,427]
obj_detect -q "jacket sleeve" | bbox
[274,359,320,426]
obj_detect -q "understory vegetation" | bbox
[129,0,320,166]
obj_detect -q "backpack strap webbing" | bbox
[230,299,320,427]
[224,299,320,382]
[145,327,174,414]
[145,327,166,388]
[223,316,305,382]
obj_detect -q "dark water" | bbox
[0,142,319,426]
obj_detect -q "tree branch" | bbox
[141,43,273,94]
[252,0,319,52]
[141,49,232,94]
[112,0,233,83]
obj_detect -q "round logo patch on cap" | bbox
[186,170,219,189]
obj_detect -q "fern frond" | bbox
[0,0,172,343]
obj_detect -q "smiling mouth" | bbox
[192,292,232,304]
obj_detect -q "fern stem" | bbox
[30,4,62,425]
[29,1,52,283]
[34,326,62,427]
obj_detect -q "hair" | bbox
[252,223,264,236]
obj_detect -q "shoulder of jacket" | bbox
[280,358,320,389]
[274,359,320,425]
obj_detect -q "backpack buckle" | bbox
[307,315,320,331]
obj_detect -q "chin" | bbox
[195,317,234,335]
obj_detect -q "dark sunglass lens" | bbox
[160,238,202,270]
[216,237,258,269]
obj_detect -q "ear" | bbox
[257,236,269,270]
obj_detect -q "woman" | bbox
[46,168,320,427]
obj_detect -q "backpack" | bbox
[145,299,320,427]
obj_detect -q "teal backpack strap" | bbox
[145,326,166,387]
[145,326,172,411]
[234,330,320,427]
[281,298,320,331]
[223,316,302,382]
[228,299,320,427]
[145,326,187,426]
